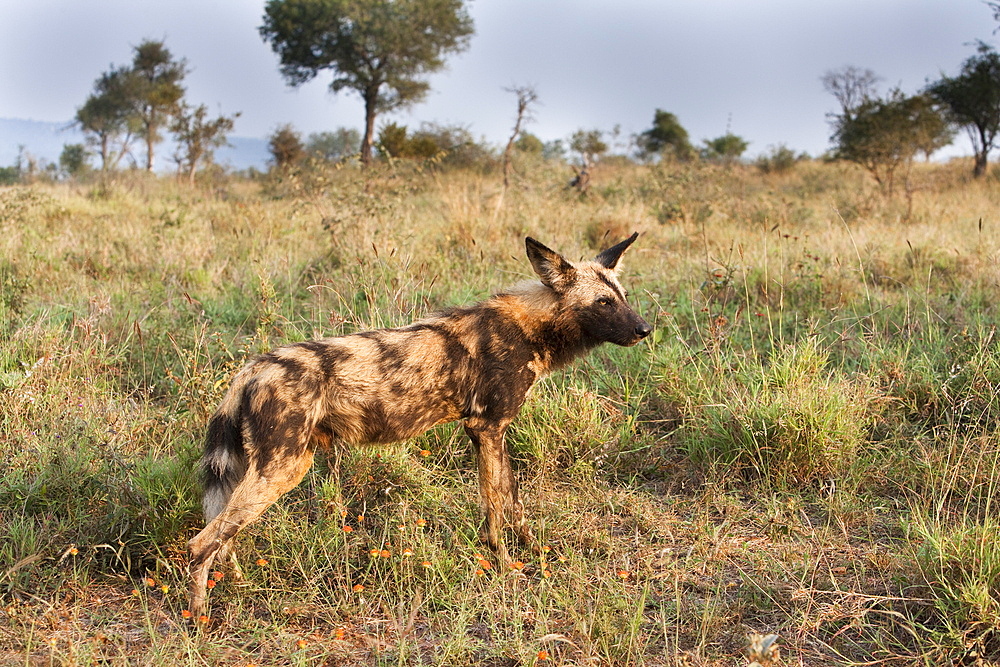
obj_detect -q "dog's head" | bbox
[525,233,652,347]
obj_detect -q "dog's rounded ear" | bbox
[526,237,576,291]
[595,232,639,271]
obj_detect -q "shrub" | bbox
[681,339,882,488]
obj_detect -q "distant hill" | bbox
[0,117,269,172]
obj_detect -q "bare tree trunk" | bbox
[974,151,989,178]
[361,92,378,167]
[501,86,538,190]
[494,86,538,222]
[146,125,155,172]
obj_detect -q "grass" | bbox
[2,157,1000,665]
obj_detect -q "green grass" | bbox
[2,159,1000,664]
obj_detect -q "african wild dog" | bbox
[187,234,651,619]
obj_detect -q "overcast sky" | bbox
[1,0,996,160]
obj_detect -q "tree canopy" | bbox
[260,0,474,165]
[927,42,1000,178]
[637,109,693,160]
[128,40,187,172]
[701,133,749,163]
[74,40,187,173]
[268,124,307,168]
[171,104,239,184]
[831,90,951,195]
[75,66,138,171]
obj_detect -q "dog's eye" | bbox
[596,296,613,307]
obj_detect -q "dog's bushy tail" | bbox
[201,370,251,522]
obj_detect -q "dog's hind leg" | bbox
[187,445,315,621]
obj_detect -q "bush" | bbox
[681,339,882,488]
[755,144,801,174]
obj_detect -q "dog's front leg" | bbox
[464,420,535,561]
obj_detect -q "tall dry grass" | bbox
[2,157,1000,664]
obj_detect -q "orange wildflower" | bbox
[352,583,365,592]
[537,649,549,661]
[256,558,269,566]
[380,549,391,558]
[342,525,354,533]
[206,580,216,589]
[181,609,192,619]
[212,571,224,581]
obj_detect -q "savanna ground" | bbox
[2,155,1000,666]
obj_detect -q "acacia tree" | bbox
[637,109,693,160]
[260,0,474,166]
[832,90,951,196]
[268,124,306,169]
[75,66,138,171]
[307,128,361,161]
[129,40,187,172]
[59,144,90,179]
[927,42,1000,178]
[701,133,749,164]
[171,104,239,184]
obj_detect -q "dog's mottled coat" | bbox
[187,234,651,619]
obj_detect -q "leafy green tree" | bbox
[306,128,361,161]
[701,133,749,163]
[832,90,951,195]
[402,132,442,160]
[170,104,240,184]
[260,0,474,165]
[268,124,306,169]
[376,122,485,164]
[59,144,90,179]
[569,129,608,166]
[755,144,802,174]
[376,122,411,158]
[514,132,544,154]
[637,109,693,159]
[412,122,488,167]
[0,166,18,186]
[927,42,1000,177]
[128,40,187,172]
[542,139,566,161]
[75,66,138,171]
